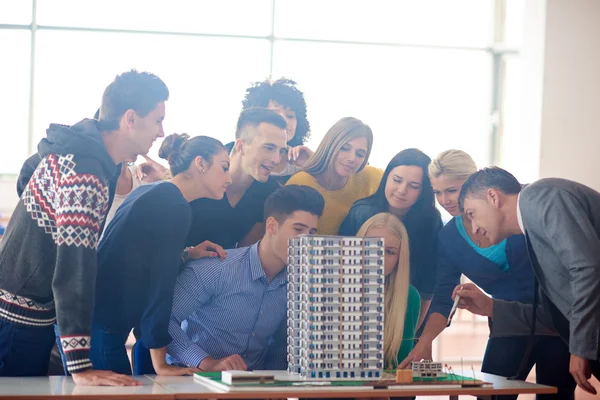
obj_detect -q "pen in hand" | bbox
[447,286,463,327]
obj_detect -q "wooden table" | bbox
[146,372,557,399]
[0,376,174,399]
[0,373,557,399]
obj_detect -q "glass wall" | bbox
[0,0,525,378]
[0,29,30,173]
[0,0,519,175]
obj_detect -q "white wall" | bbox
[502,0,600,192]
[511,0,600,190]
[538,0,600,191]
[501,0,546,184]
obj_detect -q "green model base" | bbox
[195,371,478,387]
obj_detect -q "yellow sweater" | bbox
[286,166,383,235]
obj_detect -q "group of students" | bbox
[0,69,599,399]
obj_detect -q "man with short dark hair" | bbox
[239,78,313,181]
[454,167,600,395]
[168,185,324,371]
[185,107,287,251]
[17,72,169,197]
[0,70,168,386]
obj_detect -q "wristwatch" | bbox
[181,246,193,264]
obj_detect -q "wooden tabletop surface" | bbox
[0,372,557,399]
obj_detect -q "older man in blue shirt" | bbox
[167,185,324,371]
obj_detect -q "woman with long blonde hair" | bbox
[286,117,383,235]
[357,213,420,369]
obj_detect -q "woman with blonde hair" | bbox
[399,149,575,399]
[286,117,383,235]
[357,213,420,369]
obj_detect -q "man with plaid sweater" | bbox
[0,70,168,386]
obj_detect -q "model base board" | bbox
[193,371,492,392]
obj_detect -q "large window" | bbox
[36,0,272,36]
[0,0,31,24]
[33,31,270,152]
[0,30,30,173]
[0,0,520,174]
[274,0,493,47]
[273,42,491,166]
[0,0,534,378]
[0,1,528,377]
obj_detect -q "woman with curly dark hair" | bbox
[241,77,313,180]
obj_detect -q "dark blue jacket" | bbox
[430,217,536,318]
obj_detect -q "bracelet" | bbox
[182,246,193,264]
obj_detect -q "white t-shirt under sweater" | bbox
[102,165,142,235]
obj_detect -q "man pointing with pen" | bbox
[455,167,600,395]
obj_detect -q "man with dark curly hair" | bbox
[238,78,314,181]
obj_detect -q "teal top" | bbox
[395,285,421,366]
[455,215,510,272]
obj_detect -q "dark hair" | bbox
[242,77,310,146]
[365,148,441,264]
[264,185,325,222]
[458,167,522,213]
[371,149,437,221]
[99,69,169,131]
[235,107,287,139]
[159,133,226,176]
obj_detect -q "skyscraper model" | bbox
[287,235,385,379]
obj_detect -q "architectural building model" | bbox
[395,369,413,383]
[287,235,385,380]
[410,360,447,379]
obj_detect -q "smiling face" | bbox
[267,100,297,143]
[462,191,507,244]
[269,210,319,265]
[198,149,231,200]
[237,122,287,182]
[384,165,423,213]
[431,174,467,216]
[365,226,401,277]
[332,137,368,178]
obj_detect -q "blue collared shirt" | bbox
[166,243,288,369]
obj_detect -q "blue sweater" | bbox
[430,217,536,319]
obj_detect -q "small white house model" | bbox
[410,360,447,379]
[287,235,385,380]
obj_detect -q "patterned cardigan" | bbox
[0,148,115,373]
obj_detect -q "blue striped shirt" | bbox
[166,243,288,369]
